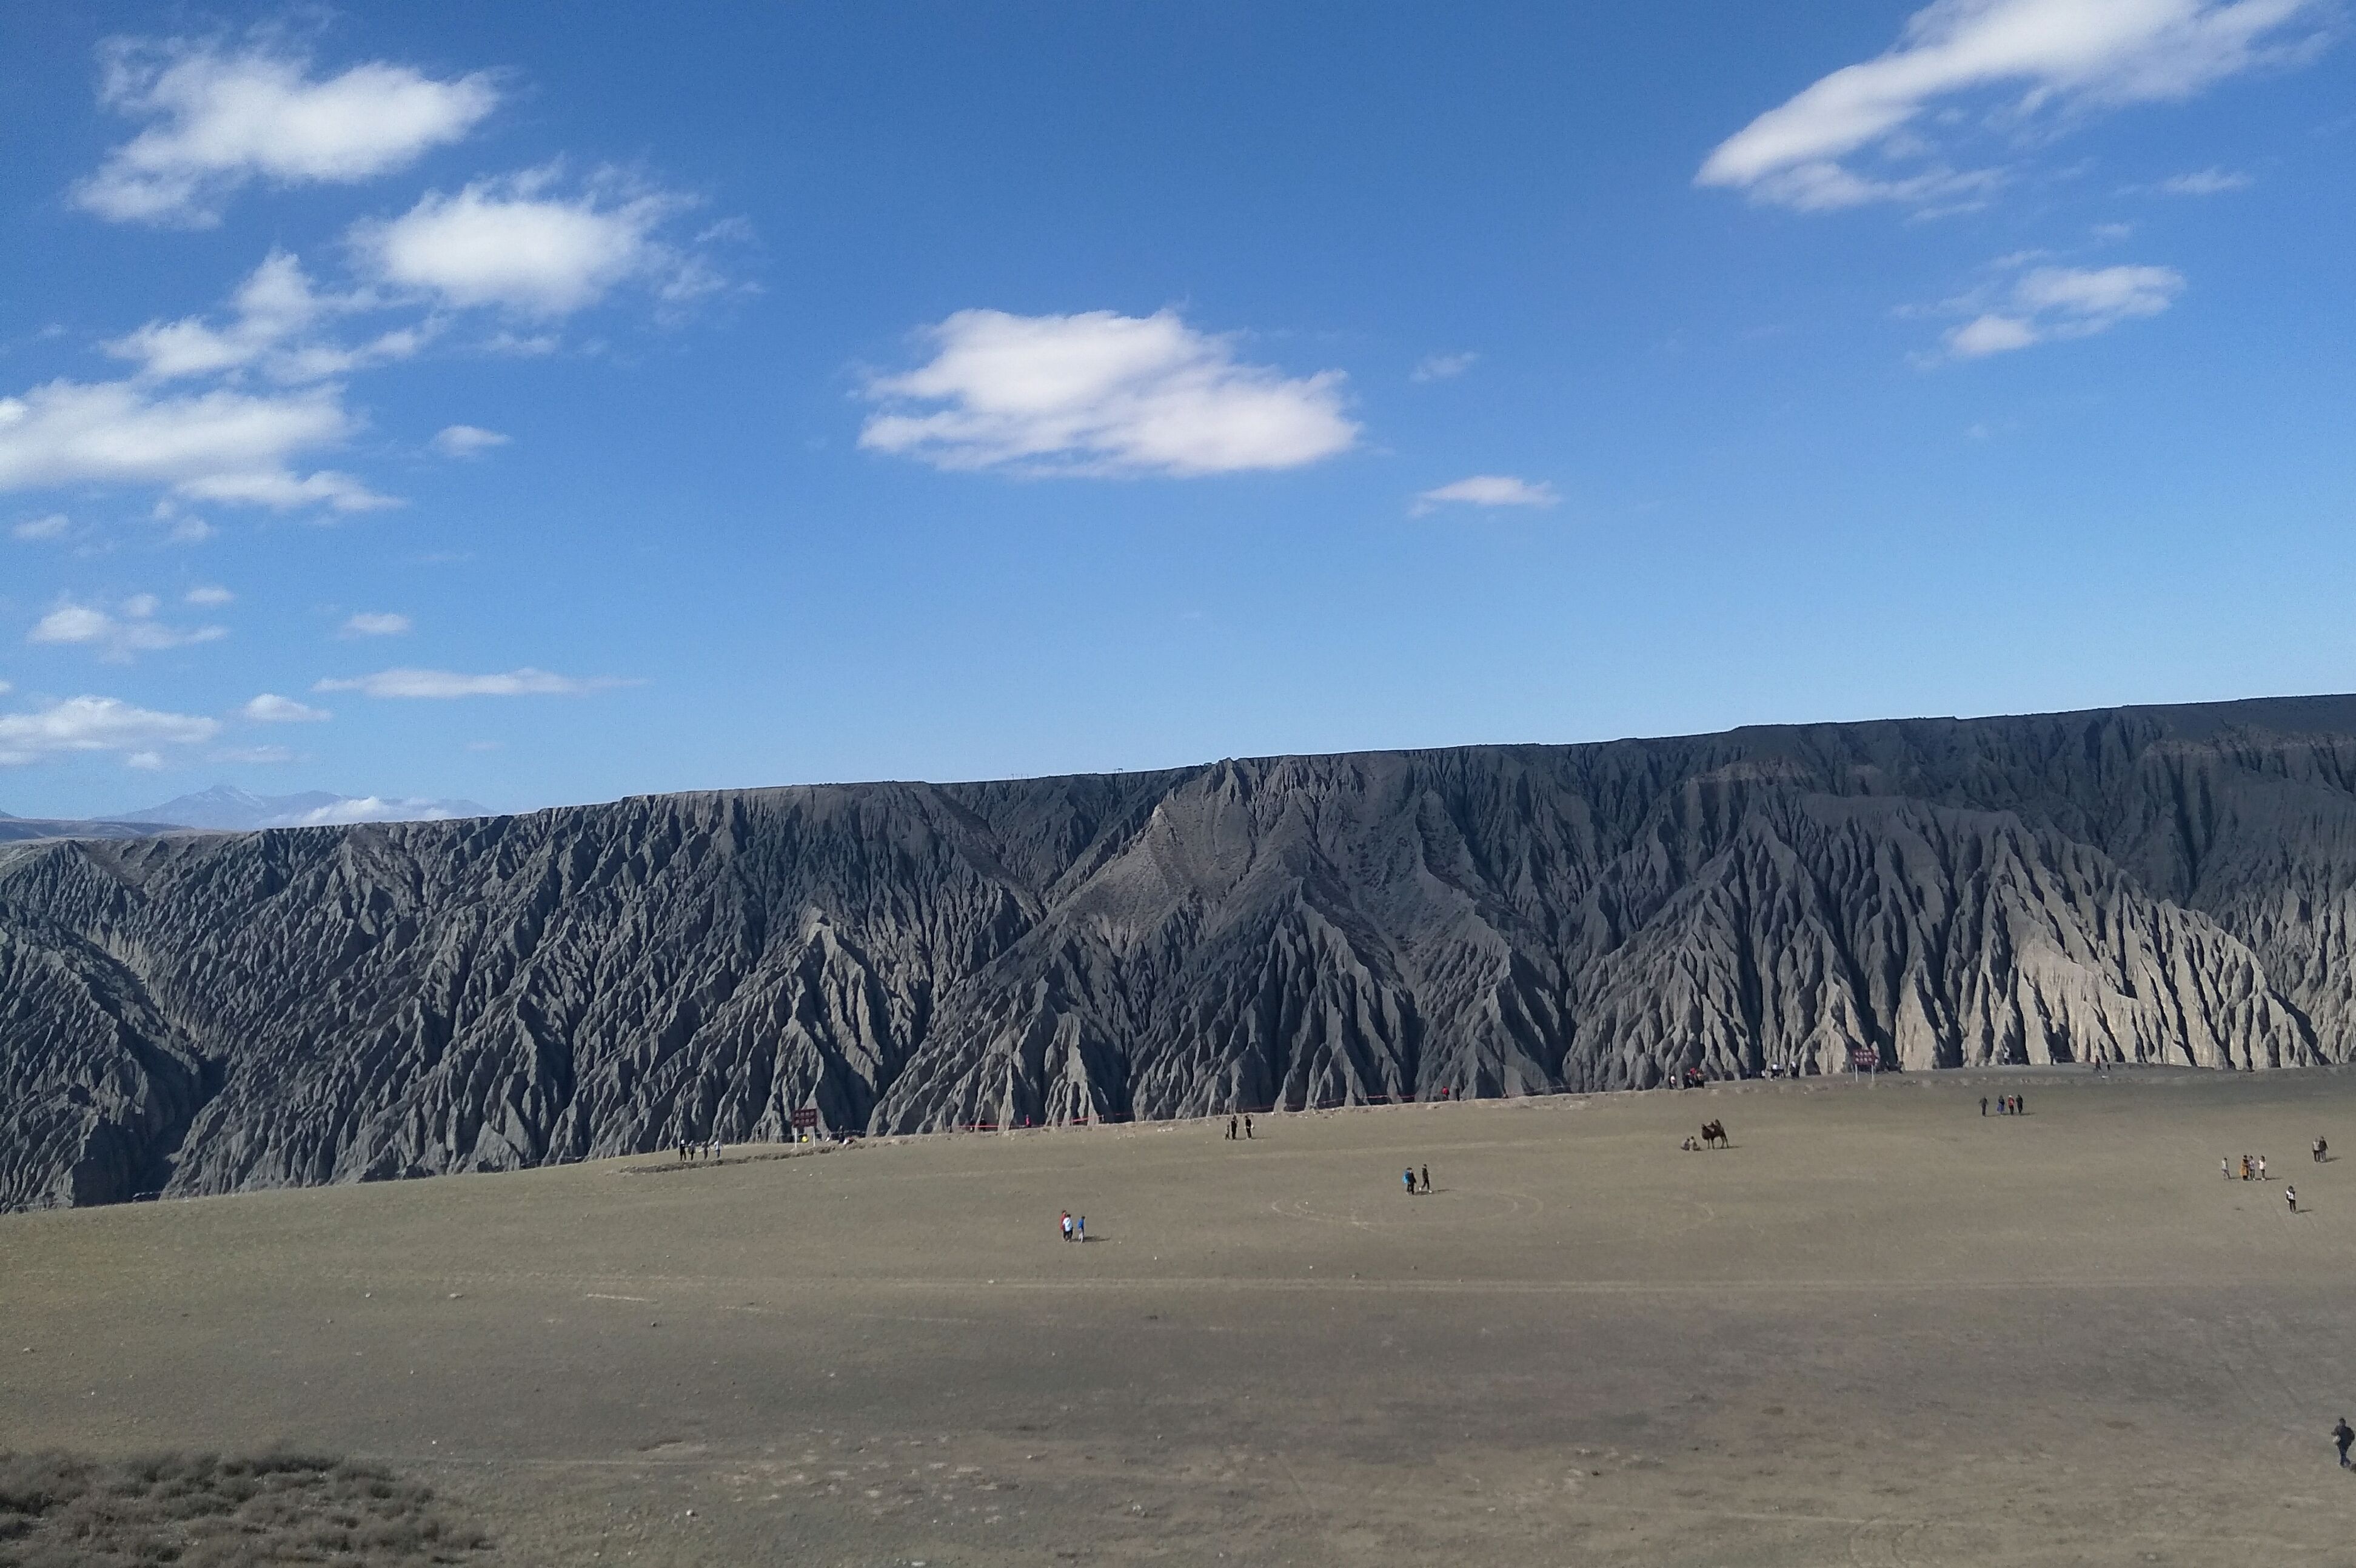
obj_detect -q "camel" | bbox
[1701,1120,1729,1150]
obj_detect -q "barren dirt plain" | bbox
[10,1068,2356,1566]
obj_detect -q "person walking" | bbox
[1421,1164,1431,1194]
[2224,1156,2233,1181]
[1244,1115,1254,1139]
[2259,1154,2269,1182]
[2286,1185,2298,1214]
[1075,1215,1085,1244]
[1981,1097,1989,1117]
[1403,1167,1416,1196]
[1060,1210,1073,1242]
[2334,1417,2353,1468]
[2017,1094,2026,1116]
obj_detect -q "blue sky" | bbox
[2,1,2351,819]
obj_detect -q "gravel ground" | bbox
[5,1067,2355,1566]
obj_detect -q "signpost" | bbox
[791,1106,820,1142]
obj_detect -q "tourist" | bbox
[2315,1137,2329,1164]
[2258,1154,2268,1182]
[1980,1097,1988,1117]
[1060,1210,1073,1242]
[1245,1115,1254,1139]
[2286,1185,2297,1214]
[2223,1156,2232,1181]
[1403,1167,1416,1196]
[1075,1215,1085,1243]
[1421,1164,1431,1194]
[2334,1417,2352,1468]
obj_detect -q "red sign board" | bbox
[791,1107,820,1130]
[1849,1046,1881,1073]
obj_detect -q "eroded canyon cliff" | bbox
[8,695,2356,1209]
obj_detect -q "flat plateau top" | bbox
[6,1069,2355,1566]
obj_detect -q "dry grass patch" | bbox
[0,1450,490,1567]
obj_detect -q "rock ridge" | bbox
[8,694,2356,1208]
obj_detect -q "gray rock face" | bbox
[8,694,2356,1211]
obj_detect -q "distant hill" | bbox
[0,785,491,842]
[0,812,164,844]
[117,785,492,832]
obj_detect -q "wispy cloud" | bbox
[339,611,412,637]
[1411,475,1561,515]
[241,692,330,723]
[861,309,1358,476]
[104,251,425,387]
[0,694,219,766]
[1942,262,2186,358]
[2157,166,2254,193]
[28,594,227,662]
[314,666,634,697]
[1411,351,1478,383]
[1700,0,2328,213]
[430,424,509,457]
[76,38,497,226]
[11,514,70,542]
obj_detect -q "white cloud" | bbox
[242,692,331,723]
[28,595,228,662]
[1699,0,2326,212]
[314,666,631,697]
[178,467,393,511]
[0,695,219,766]
[105,252,427,389]
[12,513,70,541]
[1943,262,2186,357]
[1411,475,1561,515]
[164,516,216,544]
[106,252,323,380]
[860,309,1359,477]
[0,377,392,512]
[184,585,233,606]
[340,611,412,637]
[2158,165,2253,193]
[213,744,295,765]
[76,39,497,226]
[1411,352,1479,382]
[430,424,509,457]
[355,170,687,316]
[279,795,476,825]
[1948,314,2044,355]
